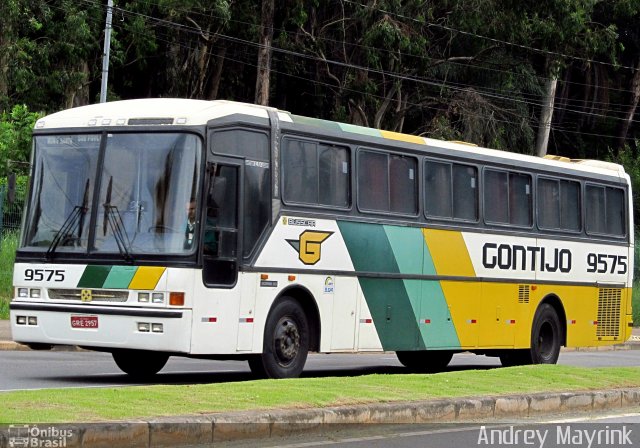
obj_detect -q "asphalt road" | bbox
[228,413,640,448]
[1,349,639,392]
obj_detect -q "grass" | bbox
[0,232,18,320]
[1,365,640,423]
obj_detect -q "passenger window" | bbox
[425,161,452,218]
[586,185,626,236]
[358,150,417,215]
[453,164,478,220]
[484,170,508,223]
[282,138,350,208]
[586,185,606,234]
[484,169,531,227]
[538,178,581,232]
[425,161,477,221]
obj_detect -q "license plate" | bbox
[71,315,99,329]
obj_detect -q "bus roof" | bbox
[35,98,626,179]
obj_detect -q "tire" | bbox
[112,350,169,379]
[530,303,562,364]
[500,303,562,367]
[396,350,453,373]
[248,298,310,379]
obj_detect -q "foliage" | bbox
[0,105,40,177]
[0,232,19,319]
[0,1,638,157]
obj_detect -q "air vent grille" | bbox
[48,289,129,303]
[518,285,530,304]
[596,288,621,338]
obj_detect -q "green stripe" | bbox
[338,123,382,137]
[102,266,137,289]
[339,221,461,350]
[338,221,423,351]
[77,265,112,288]
[290,115,342,132]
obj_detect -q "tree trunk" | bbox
[206,45,226,100]
[255,0,274,106]
[535,75,558,157]
[617,59,640,151]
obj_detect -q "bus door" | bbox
[202,161,242,287]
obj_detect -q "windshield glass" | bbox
[23,135,101,252]
[95,133,201,255]
[22,132,202,256]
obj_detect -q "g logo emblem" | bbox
[287,230,333,265]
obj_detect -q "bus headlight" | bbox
[138,292,150,303]
[16,316,27,325]
[30,289,41,298]
[137,322,150,332]
[152,293,165,304]
[17,288,28,298]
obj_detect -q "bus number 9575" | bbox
[586,253,627,275]
[24,269,65,282]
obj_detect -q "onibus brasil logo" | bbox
[286,230,333,265]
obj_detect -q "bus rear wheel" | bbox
[396,350,453,372]
[500,303,562,367]
[248,298,309,379]
[112,350,169,379]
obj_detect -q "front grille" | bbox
[518,285,530,304]
[48,289,129,303]
[597,288,622,338]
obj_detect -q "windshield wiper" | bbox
[102,176,133,263]
[45,179,90,260]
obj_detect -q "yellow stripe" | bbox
[422,229,475,277]
[128,266,166,290]
[379,130,426,145]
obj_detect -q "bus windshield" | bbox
[22,132,202,257]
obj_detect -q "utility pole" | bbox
[99,0,114,103]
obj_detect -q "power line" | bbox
[343,0,639,72]
[59,1,640,141]
[76,0,640,99]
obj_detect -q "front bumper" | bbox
[10,302,192,353]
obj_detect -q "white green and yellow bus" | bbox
[10,99,634,378]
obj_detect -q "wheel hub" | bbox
[274,317,300,364]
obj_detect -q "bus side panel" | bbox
[189,273,239,355]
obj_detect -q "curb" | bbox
[1,388,639,447]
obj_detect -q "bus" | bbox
[10,99,634,379]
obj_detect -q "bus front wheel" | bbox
[248,298,309,379]
[112,349,169,379]
[396,350,453,372]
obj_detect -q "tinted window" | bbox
[586,185,625,236]
[425,161,477,221]
[484,169,531,226]
[283,138,350,208]
[538,178,580,231]
[484,170,508,223]
[358,150,417,214]
[425,161,451,218]
[212,129,270,258]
